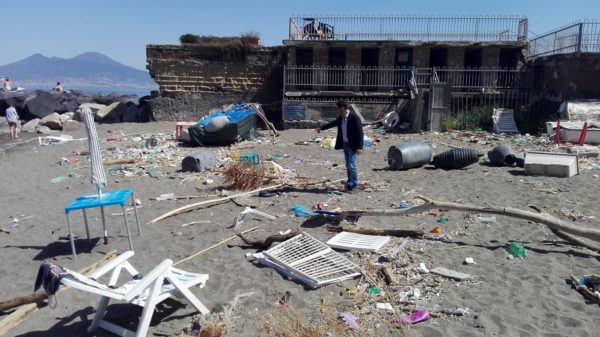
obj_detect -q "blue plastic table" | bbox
[65,189,142,258]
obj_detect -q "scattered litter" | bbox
[431,226,442,234]
[375,302,395,313]
[506,242,528,259]
[393,309,430,325]
[326,232,391,252]
[290,204,318,217]
[367,286,382,295]
[153,193,175,201]
[338,312,361,332]
[430,267,472,281]
[398,287,421,301]
[50,174,73,184]
[253,232,362,288]
[233,207,276,229]
[464,257,476,265]
[440,307,469,316]
[417,263,429,273]
[38,135,76,146]
[475,215,496,224]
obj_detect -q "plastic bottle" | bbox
[506,242,527,258]
[475,215,496,224]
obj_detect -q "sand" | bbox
[1,122,599,337]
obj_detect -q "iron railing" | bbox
[289,16,528,42]
[529,20,600,57]
[284,66,530,92]
[433,67,530,91]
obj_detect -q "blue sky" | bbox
[2,0,598,70]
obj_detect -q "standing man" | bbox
[317,99,364,192]
[5,105,20,139]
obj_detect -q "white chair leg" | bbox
[88,296,110,333]
[135,276,164,337]
[167,273,210,315]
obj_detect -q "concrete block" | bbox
[525,151,579,178]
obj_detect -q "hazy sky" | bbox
[2,0,598,70]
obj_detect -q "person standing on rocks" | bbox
[2,77,12,91]
[316,99,364,192]
[5,105,20,139]
[52,82,63,92]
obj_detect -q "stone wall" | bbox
[530,53,600,120]
[146,44,285,121]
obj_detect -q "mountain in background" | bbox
[0,52,157,91]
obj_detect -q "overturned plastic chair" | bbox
[60,251,210,337]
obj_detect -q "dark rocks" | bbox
[25,91,63,118]
[0,90,149,124]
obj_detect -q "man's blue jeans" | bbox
[343,142,358,190]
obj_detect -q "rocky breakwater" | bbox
[0,90,153,133]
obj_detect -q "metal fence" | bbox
[284,65,415,92]
[289,16,528,42]
[284,66,530,92]
[529,20,600,57]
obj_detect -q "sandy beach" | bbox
[1,122,599,337]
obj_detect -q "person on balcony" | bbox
[316,99,364,192]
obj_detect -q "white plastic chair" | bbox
[60,251,210,337]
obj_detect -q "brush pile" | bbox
[224,161,265,190]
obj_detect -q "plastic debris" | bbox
[464,257,476,265]
[475,215,496,224]
[375,302,395,313]
[506,242,528,259]
[338,312,361,332]
[367,286,381,295]
[430,267,472,281]
[393,310,430,325]
[290,204,318,217]
[417,263,429,273]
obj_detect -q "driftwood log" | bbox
[326,225,424,238]
[149,177,352,224]
[237,231,300,250]
[337,195,600,252]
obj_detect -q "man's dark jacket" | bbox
[321,111,364,151]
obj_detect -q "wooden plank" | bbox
[0,250,118,336]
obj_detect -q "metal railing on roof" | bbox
[288,15,528,42]
[529,20,600,57]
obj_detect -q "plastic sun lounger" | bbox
[60,251,209,337]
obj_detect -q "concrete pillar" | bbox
[482,47,500,68]
[287,47,296,66]
[379,47,396,88]
[447,48,465,68]
[413,46,430,68]
[346,47,362,90]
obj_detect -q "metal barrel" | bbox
[387,141,432,170]
[487,144,516,166]
[432,148,480,169]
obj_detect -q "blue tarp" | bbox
[199,103,256,126]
